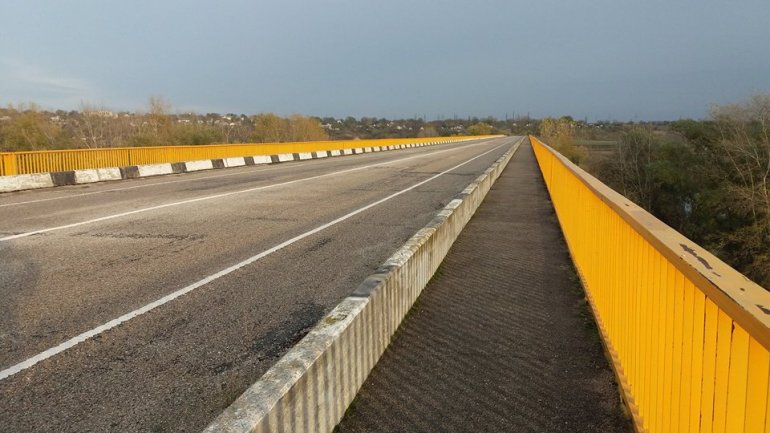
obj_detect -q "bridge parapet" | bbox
[0,135,500,176]
[531,135,770,433]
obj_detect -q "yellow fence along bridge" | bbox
[532,136,769,433]
[0,136,495,176]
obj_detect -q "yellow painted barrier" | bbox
[0,136,499,176]
[531,135,770,433]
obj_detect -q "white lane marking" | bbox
[0,140,490,209]
[0,141,498,242]
[0,142,509,380]
[0,165,284,208]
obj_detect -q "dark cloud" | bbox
[1,0,768,120]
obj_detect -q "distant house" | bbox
[86,110,118,118]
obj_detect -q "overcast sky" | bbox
[1,0,768,120]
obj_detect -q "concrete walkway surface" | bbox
[335,142,632,433]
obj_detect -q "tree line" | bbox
[0,98,541,152]
[0,98,330,151]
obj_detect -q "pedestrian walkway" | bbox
[335,142,631,432]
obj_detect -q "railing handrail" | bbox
[530,135,770,350]
[532,135,770,433]
[0,136,490,156]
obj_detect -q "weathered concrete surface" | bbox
[0,173,55,192]
[73,168,122,184]
[185,159,215,171]
[137,162,174,177]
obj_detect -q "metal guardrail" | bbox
[0,136,498,176]
[530,135,770,433]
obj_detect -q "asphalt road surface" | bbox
[0,136,520,433]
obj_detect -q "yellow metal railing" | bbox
[0,136,498,176]
[531,135,770,433]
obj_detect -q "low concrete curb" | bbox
[0,139,474,194]
[203,137,523,433]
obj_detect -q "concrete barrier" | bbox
[0,173,55,192]
[252,155,273,165]
[185,160,215,172]
[224,157,247,168]
[203,137,523,433]
[137,163,174,177]
[74,168,122,184]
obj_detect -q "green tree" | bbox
[467,122,492,135]
[591,93,770,289]
[251,113,285,142]
[707,94,770,286]
[286,114,328,142]
[539,117,586,164]
[1,104,70,151]
[418,124,438,137]
[250,113,328,143]
[127,97,175,147]
[173,123,223,145]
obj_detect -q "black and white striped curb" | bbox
[0,140,471,193]
[203,137,524,433]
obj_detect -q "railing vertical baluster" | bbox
[529,135,770,433]
[679,279,696,432]
[743,339,770,432]
[725,325,750,432]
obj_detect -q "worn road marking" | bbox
[0,140,495,241]
[0,142,509,380]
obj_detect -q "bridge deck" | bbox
[335,142,631,432]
